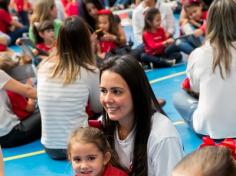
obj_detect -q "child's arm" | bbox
[117,25,127,46]
[25,98,36,112]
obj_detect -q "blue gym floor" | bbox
[3,13,202,176]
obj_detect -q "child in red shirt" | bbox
[68,127,128,176]
[6,79,36,120]
[95,9,126,60]
[34,20,55,53]
[142,8,182,68]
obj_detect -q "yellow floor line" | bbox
[174,120,185,126]
[150,71,186,84]
[4,150,45,161]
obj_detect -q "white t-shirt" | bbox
[187,41,236,139]
[0,70,20,136]
[37,60,102,149]
[114,112,183,176]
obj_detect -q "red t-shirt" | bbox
[99,40,117,53]
[75,164,128,176]
[12,0,31,12]
[143,27,167,56]
[36,43,52,53]
[6,90,31,120]
[65,2,78,16]
[0,9,12,33]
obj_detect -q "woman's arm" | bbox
[3,79,37,99]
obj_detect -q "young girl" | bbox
[172,142,236,176]
[142,7,182,67]
[34,20,55,53]
[68,127,128,176]
[95,9,126,59]
[177,0,207,54]
[173,0,236,139]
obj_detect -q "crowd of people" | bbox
[1,0,236,176]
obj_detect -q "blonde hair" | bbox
[206,0,236,78]
[173,146,236,176]
[31,0,55,24]
[67,127,119,167]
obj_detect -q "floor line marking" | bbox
[149,71,186,84]
[4,120,185,161]
[4,150,45,161]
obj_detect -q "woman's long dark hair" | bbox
[100,55,165,176]
[82,0,103,30]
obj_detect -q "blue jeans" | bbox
[140,44,182,66]
[176,35,204,55]
[8,26,28,45]
[173,90,198,130]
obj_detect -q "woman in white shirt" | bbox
[99,55,183,176]
[173,0,236,139]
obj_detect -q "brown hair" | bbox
[67,127,119,167]
[173,146,236,176]
[50,16,96,84]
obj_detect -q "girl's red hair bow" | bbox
[200,136,236,159]
[97,9,112,15]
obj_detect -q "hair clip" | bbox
[199,136,236,159]
[97,9,112,15]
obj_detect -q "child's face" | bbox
[39,29,55,43]
[152,14,161,29]
[98,15,110,32]
[185,5,202,21]
[70,142,110,176]
[86,3,98,19]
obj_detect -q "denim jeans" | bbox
[140,44,182,66]
[8,26,28,45]
[173,90,198,130]
[176,35,204,55]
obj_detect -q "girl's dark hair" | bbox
[100,55,165,175]
[34,20,54,44]
[50,16,96,84]
[144,7,160,31]
[82,0,104,31]
[97,12,119,38]
[0,0,10,11]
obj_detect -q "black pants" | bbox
[0,109,41,148]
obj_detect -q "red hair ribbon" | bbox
[200,136,236,159]
[97,9,112,15]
